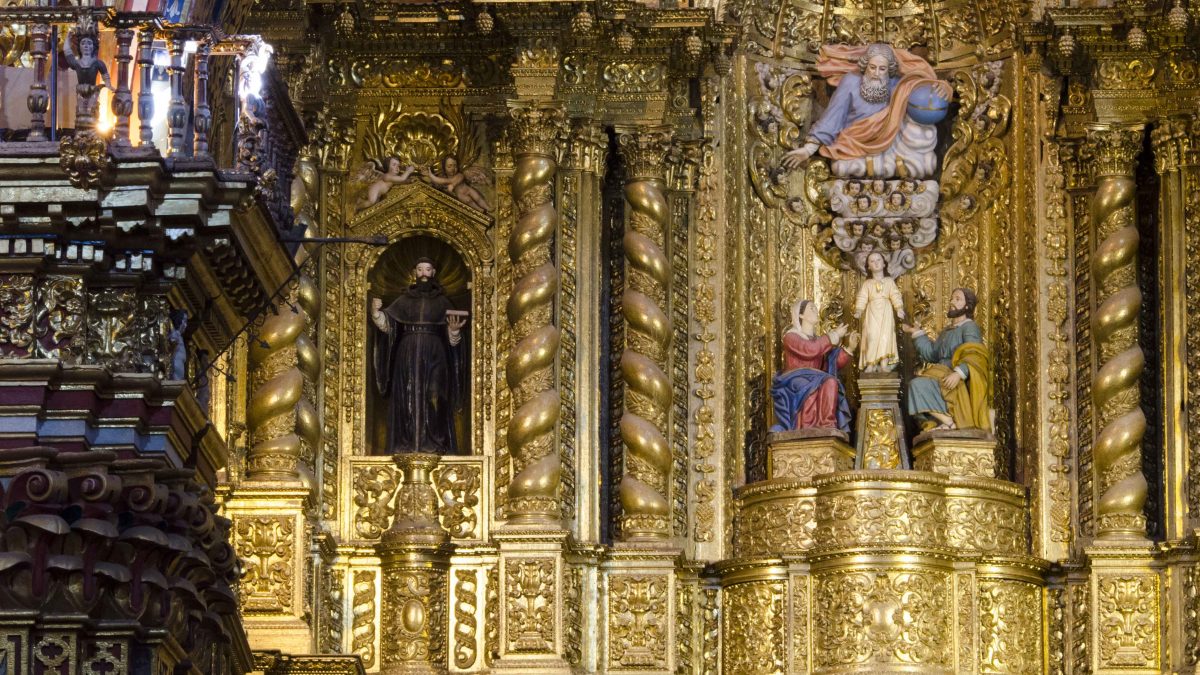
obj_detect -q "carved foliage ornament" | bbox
[507,102,568,159]
[815,569,951,668]
[1097,575,1159,668]
[59,130,111,190]
[233,516,296,612]
[609,575,669,668]
[505,559,555,653]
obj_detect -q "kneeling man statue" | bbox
[902,288,991,432]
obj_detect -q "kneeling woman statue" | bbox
[770,299,856,433]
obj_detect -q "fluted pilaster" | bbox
[615,126,674,541]
[1087,124,1148,541]
[504,101,568,526]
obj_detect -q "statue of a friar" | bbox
[782,43,951,179]
[371,257,468,454]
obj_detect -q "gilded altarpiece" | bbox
[217,0,1200,672]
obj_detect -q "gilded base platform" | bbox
[767,429,854,480]
[730,433,1043,674]
[912,429,999,479]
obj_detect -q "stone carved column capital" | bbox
[615,126,673,182]
[1086,123,1144,177]
[666,138,704,191]
[507,100,568,159]
[567,121,607,174]
[1175,114,1200,169]
[1151,119,1185,174]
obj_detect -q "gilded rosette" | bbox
[1087,124,1148,540]
[616,126,674,540]
[505,101,567,524]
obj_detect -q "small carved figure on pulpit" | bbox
[421,156,492,213]
[63,17,111,129]
[371,258,468,454]
[902,288,992,432]
[770,299,856,433]
[855,251,905,373]
[167,309,188,380]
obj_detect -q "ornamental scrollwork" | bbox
[601,62,666,94]
[0,275,35,357]
[453,569,479,669]
[814,492,947,550]
[978,580,1042,674]
[233,516,295,612]
[504,559,555,653]
[609,575,669,669]
[351,570,377,669]
[432,462,481,539]
[381,569,444,665]
[723,580,786,674]
[945,497,1025,556]
[1097,575,1159,669]
[353,464,399,540]
[734,495,816,557]
[333,56,467,90]
[814,569,951,668]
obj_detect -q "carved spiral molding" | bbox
[617,127,674,540]
[1088,124,1148,539]
[505,102,567,524]
[247,280,318,480]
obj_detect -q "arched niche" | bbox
[341,182,495,458]
[365,236,472,455]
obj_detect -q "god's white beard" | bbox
[860,76,889,104]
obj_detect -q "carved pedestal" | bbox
[767,429,853,480]
[1085,543,1164,673]
[491,528,572,673]
[729,433,1042,673]
[853,375,909,470]
[601,547,681,674]
[221,481,315,654]
[911,430,998,479]
[376,453,451,675]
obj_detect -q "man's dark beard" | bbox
[947,306,971,319]
[860,78,889,104]
[408,277,442,297]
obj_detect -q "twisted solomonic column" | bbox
[505,101,568,525]
[246,276,320,482]
[615,127,674,541]
[1087,124,1148,540]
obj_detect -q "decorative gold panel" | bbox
[345,455,490,544]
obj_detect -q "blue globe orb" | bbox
[906,83,951,125]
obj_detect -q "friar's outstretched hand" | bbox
[446,314,468,332]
